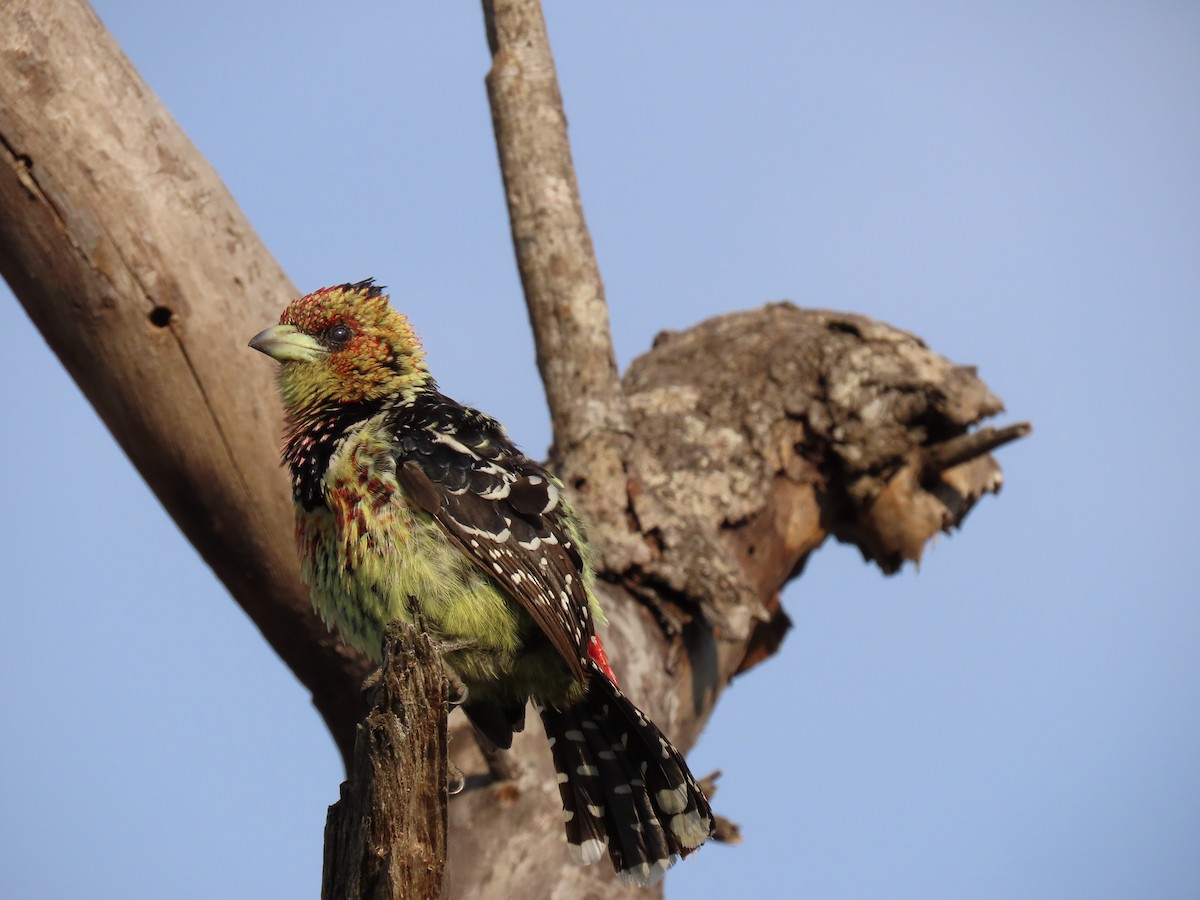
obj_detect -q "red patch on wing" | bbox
[588,635,619,686]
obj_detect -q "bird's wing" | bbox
[390,395,594,682]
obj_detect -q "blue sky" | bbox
[2,3,1198,898]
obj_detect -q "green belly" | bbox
[298,498,579,705]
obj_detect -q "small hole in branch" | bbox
[149,306,173,328]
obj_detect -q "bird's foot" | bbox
[432,637,477,655]
[360,666,383,696]
[443,665,469,710]
[448,757,465,796]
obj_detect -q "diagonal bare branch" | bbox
[0,0,371,766]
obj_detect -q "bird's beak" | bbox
[248,324,326,363]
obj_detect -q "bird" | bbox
[249,279,713,886]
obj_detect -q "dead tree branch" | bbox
[444,303,1026,896]
[322,623,449,900]
[0,0,371,766]
[481,0,639,566]
[0,2,1029,897]
[922,422,1032,480]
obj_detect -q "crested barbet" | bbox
[250,280,713,886]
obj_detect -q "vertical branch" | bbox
[322,623,449,900]
[481,0,632,525]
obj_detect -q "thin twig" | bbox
[922,422,1032,479]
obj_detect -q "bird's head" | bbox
[249,279,430,415]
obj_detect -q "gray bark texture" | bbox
[0,0,374,751]
[0,1,1028,898]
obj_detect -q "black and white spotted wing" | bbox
[388,391,595,681]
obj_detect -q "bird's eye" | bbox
[324,323,354,346]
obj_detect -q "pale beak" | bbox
[248,324,326,363]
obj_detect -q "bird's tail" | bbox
[537,662,714,887]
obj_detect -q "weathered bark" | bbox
[482,0,640,574]
[0,1,1029,898]
[0,0,372,766]
[443,305,1026,897]
[323,623,449,900]
[440,5,1028,897]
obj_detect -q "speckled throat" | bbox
[283,399,383,510]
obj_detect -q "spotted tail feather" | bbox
[538,661,714,887]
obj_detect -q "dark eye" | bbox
[324,323,354,346]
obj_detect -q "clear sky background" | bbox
[2,3,1197,898]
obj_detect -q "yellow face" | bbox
[249,282,429,413]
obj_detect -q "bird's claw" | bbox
[444,666,469,710]
[448,758,465,796]
[360,667,383,696]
